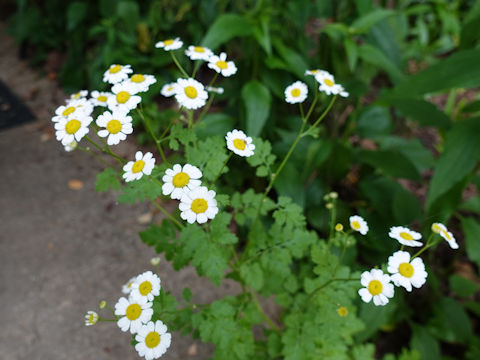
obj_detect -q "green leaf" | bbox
[116,1,140,31]
[242,81,271,137]
[169,123,197,150]
[195,113,235,139]
[209,213,238,245]
[186,136,229,182]
[410,325,441,360]
[358,44,404,83]
[67,2,87,31]
[355,106,391,138]
[426,118,480,211]
[344,37,358,71]
[246,137,277,177]
[239,262,263,291]
[182,287,192,302]
[117,176,162,204]
[358,149,421,180]
[201,14,253,50]
[356,300,397,342]
[273,39,310,79]
[386,98,451,129]
[429,297,473,343]
[449,274,479,298]
[95,168,121,192]
[350,9,394,33]
[388,49,480,97]
[139,221,179,261]
[462,217,480,269]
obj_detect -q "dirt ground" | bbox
[0,23,238,360]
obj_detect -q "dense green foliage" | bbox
[13,0,480,358]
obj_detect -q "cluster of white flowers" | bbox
[155,38,237,110]
[84,271,171,359]
[51,64,160,183]
[162,163,218,224]
[116,271,171,359]
[353,220,459,306]
[283,69,349,105]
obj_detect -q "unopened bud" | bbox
[99,301,107,309]
[150,257,161,266]
[335,223,343,232]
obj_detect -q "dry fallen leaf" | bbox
[187,343,197,356]
[68,179,84,190]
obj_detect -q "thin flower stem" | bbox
[332,241,347,276]
[104,305,116,316]
[98,318,118,322]
[159,107,183,140]
[211,152,232,185]
[192,60,200,78]
[187,109,194,129]
[136,109,169,165]
[84,136,125,164]
[303,277,360,311]
[250,290,280,333]
[309,95,337,129]
[299,103,305,120]
[78,146,112,168]
[170,51,189,78]
[304,92,319,122]
[196,73,219,124]
[411,235,440,259]
[149,198,184,230]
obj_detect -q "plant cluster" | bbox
[49,28,480,359]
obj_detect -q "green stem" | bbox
[251,290,280,332]
[196,73,219,123]
[78,146,112,168]
[84,136,125,164]
[149,198,184,230]
[411,236,440,259]
[98,318,118,322]
[137,109,169,165]
[332,241,347,276]
[211,152,232,185]
[309,95,337,129]
[192,60,200,78]
[170,51,189,78]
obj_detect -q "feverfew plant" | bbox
[53,37,460,360]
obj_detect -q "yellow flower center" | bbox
[109,65,122,74]
[194,46,205,53]
[88,313,96,323]
[184,86,198,99]
[116,91,130,104]
[233,138,246,150]
[400,232,414,241]
[335,224,343,232]
[106,119,122,134]
[431,223,442,233]
[216,60,228,69]
[72,92,82,99]
[191,198,208,214]
[163,39,174,45]
[145,331,161,348]
[132,160,145,173]
[368,280,383,295]
[65,119,81,134]
[398,262,414,278]
[139,281,152,296]
[291,88,301,97]
[337,307,348,317]
[351,221,361,230]
[131,74,145,83]
[97,95,108,102]
[324,79,334,87]
[62,106,76,116]
[167,86,173,91]
[172,172,190,187]
[126,303,141,320]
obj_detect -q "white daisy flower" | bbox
[174,78,208,110]
[207,52,237,77]
[123,151,155,182]
[206,86,224,94]
[130,271,161,302]
[349,215,368,235]
[85,311,98,326]
[64,141,78,152]
[54,114,92,146]
[225,129,255,157]
[185,45,213,61]
[155,37,183,51]
[160,83,176,97]
[284,81,308,104]
[68,90,88,102]
[305,69,329,77]
[122,276,137,294]
[103,64,133,84]
[358,269,394,306]
[162,163,202,200]
[315,71,348,97]
[433,223,459,249]
[115,296,153,334]
[126,74,157,93]
[96,110,133,145]
[135,320,171,360]
[389,226,422,247]
[90,91,111,107]
[107,82,142,113]
[52,98,93,122]
[179,186,218,224]
[387,251,428,292]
